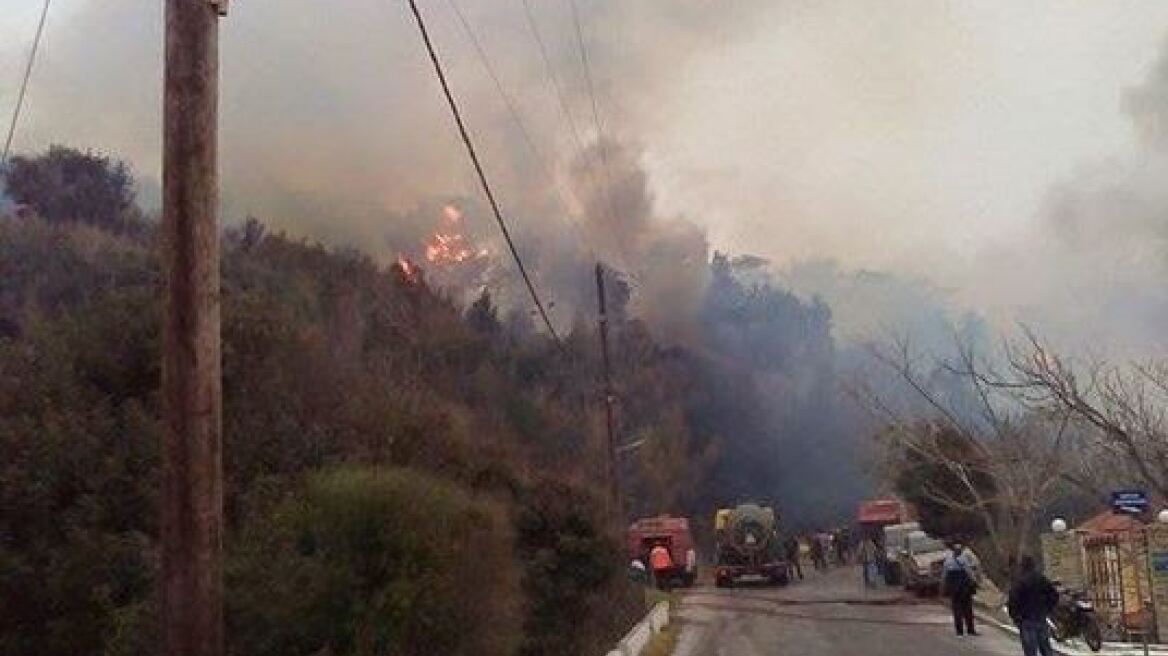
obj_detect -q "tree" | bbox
[3,146,137,232]
[859,336,1071,581]
[889,422,995,540]
[1006,330,1168,500]
[466,289,501,337]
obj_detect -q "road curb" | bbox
[605,601,670,656]
[972,607,1168,656]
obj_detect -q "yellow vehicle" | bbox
[713,503,788,587]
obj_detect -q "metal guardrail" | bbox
[605,601,670,656]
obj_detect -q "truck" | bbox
[713,503,788,587]
[626,515,697,587]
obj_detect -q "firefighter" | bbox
[649,541,674,590]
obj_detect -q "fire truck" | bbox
[626,515,698,587]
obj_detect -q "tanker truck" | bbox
[714,503,788,587]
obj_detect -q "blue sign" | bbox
[1152,552,1168,574]
[1111,489,1149,515]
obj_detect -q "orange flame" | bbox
[424,204,489,266]
[396,254,419,283]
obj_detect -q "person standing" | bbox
[785,535,803,580]
[1008,555,1059,656]
[649,542,674,590]
[942,541,979,636]
[810,535,827,571]
[858,537,878,587]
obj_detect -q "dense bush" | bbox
[5,145,862,655]
[515,479,640,656]
[227,467,521,656]
[4,146,141,233]
[0,210,640,656]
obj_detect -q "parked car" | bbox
[881,521,920,585]
[898,530,947,595]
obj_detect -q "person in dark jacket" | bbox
[785,535,803,580]
[942,541,979,636]
[1008,555,1059,656]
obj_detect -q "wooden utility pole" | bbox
[595,263,621,515]
[161,2,226,655]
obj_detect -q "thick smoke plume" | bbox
[957,37,1168,356]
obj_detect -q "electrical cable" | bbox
[405,0,564,348]
[443,0,588,243]
[3,0,52,168]
[522,0,614,248]
[520,0,586,156]
[565,0,621,240]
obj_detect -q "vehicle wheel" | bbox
[682,573,696,588]
[715,576,731,588]
[1083,618,1103,652]
[1048,618,1069,643]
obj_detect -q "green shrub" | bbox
[514,479,640,656]
[226,467,520,656]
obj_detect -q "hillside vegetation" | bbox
[0,147,866,655]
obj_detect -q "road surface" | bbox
[673,565,1022,656]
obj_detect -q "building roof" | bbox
[1076,511,1145,534]
[857,499,903,524]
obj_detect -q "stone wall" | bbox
[1041,531,1085,588]
[1147,524,1168,640]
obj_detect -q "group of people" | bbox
[938,540,1062,656]
[782,529,856,581]
[830,534,1061,656]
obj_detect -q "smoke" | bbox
[559,140,709,337]
[955,36,1168,357]
[1126,41,1168,155]
[0,0,766,253]
[9,0,1168,524]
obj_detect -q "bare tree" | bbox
[855,335,1071,581]
[1006,329,1168,500]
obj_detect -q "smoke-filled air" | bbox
[7,2,1168,654]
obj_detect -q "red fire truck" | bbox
[626,515,697,587]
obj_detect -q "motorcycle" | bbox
[1048,586,1103,652]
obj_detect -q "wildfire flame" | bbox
[424,204,489,266]
[396,254,419,283]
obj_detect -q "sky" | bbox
[3,0,1168,354]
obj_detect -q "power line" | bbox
[2,0,52,167]
[523,0,615,245]
[405,0,564,348]
[520,0,586,157]
[443,0,587,243]
[566,0,620,231]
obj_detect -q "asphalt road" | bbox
[673,565,1024,656]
